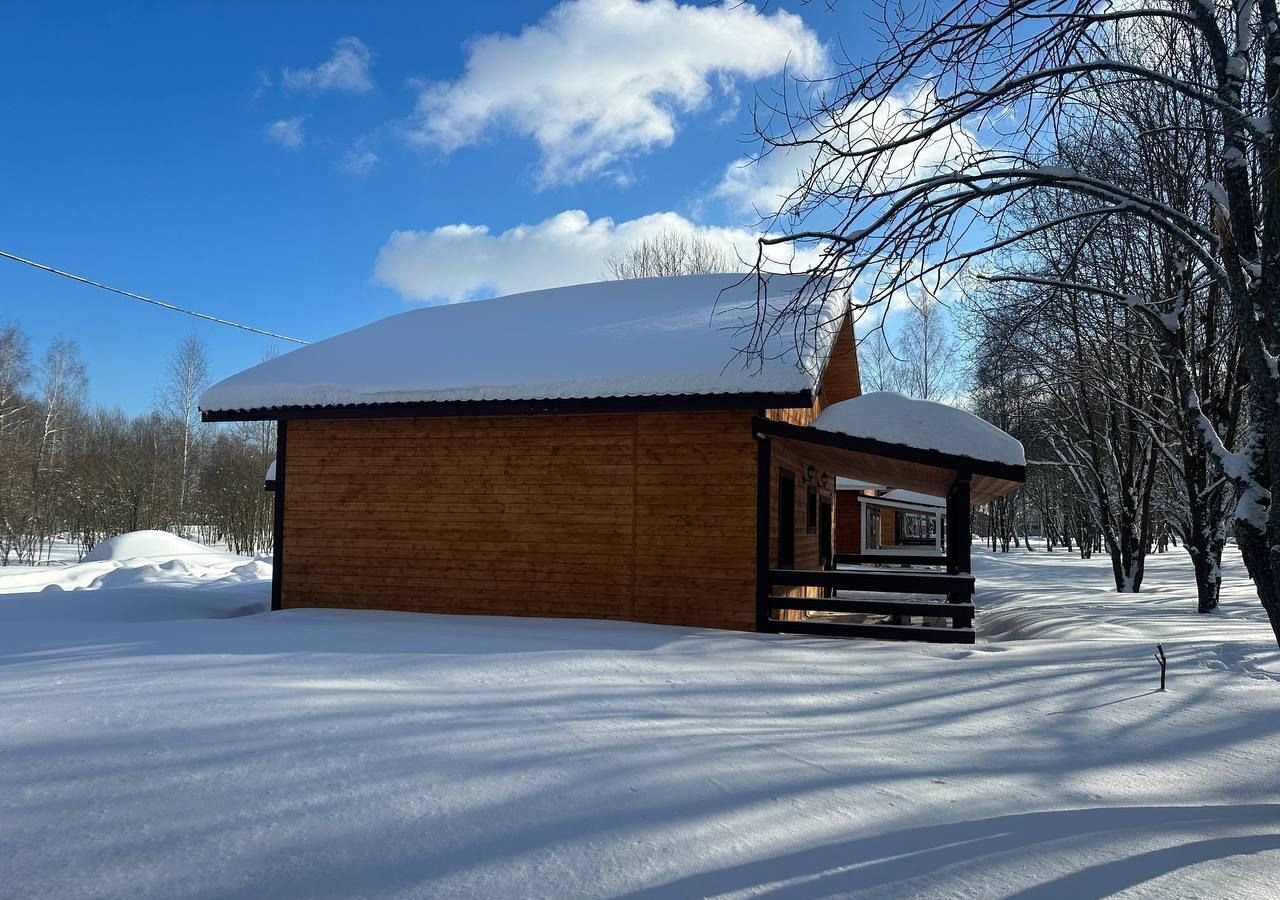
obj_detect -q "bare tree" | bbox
[858,330,909,393]
[896,291,960,401]
[954,30,1245,605]
[603,230,736,279]
[193,345,277,553]
[0,323,28,417]
[29,338,87,561]
[0,322,276,560]
[0,323,32,563]
[156,334,211,530]
[854,293,960,400]
[747,1,1280,644]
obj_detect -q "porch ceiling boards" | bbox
[751,416,1024,505]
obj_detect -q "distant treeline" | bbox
[0,322,275,564]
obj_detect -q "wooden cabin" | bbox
[849,489,952,560]
[202,274,1025,643]
[833,477,882,556]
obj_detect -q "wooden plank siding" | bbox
[768,437,836,620]
[276,314,861,633]
[764,313,858,620]
[281,411,759,630]
[881,508,897,547]
[766,313,860,427]
[834,489,862,554]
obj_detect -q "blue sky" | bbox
[0,1,866,413]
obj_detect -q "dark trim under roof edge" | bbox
[202,390,814,423]
[752,416,1027,485]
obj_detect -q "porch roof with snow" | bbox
[835,476,885,491]
[754,392,1025,505]
[877,489,946,509]
[200,274,849,421]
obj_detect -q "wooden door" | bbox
[778,469,795,568]
[819,496,833,569]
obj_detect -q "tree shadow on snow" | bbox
[618,804,1280,899]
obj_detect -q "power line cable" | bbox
[0,248,309,344]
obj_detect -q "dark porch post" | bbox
[946,471,971,628]
[755,432,772,632]
[271,419,287,613]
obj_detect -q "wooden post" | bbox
[946,471,972,628]
[755,432,772,632]
[271,419,287,613]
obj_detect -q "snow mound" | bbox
[813,392,1025,467]
[82,530,235,563]
[200,273,850,413]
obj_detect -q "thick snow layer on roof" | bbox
[201,274,848,413]
[812,392,1025,467]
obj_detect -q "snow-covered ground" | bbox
[1,539,1277,899]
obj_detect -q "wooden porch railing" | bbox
[832,552,948,567]
[761,567,976,644]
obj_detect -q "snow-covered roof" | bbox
[201,274,849,415]
[880,489,945,508]
[836,477,884,491]
[265,460,277,482]
[811,392,1025,468]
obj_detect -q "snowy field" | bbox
[1,536,1278,899]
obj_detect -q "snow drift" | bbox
[0,534,268,622]
[81,530,238,564]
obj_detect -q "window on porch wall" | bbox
[778,468,795,568]
[896,509,939,546]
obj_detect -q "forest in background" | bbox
[0,323,275,563]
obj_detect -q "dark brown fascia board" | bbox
[752,415,1027,485]
[201,390,814,423]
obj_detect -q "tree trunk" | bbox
[1185,542,1222,613]
[1236,522,1280,643]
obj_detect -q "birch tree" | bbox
[0,324,31,563]
[156,334,211,530]
[896,291,960,401]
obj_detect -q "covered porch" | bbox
[753,395,1026,644]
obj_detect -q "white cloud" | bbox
[251,67,273,102]
[282,36,374,94]
[373,209,811,304]
[716,85,981,215]
[265,116,306,149]
[407,0,825,185]
[340,146,378,175]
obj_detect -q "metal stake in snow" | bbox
[1154,644,1168,691]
